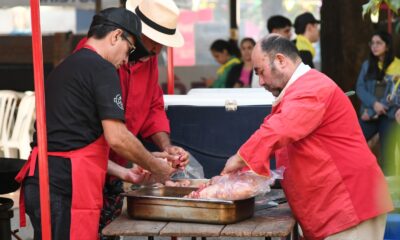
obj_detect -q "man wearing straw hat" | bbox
[75,0,188,239]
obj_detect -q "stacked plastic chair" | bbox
[0,90,20,157]
[0,92,36,159]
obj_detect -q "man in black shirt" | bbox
[17,8,177,240]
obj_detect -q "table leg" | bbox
[171,237,177,240]
[292,223,300,240]
[148,237,154,240]
[265,237,272,240]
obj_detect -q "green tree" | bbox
[362,0,400,17]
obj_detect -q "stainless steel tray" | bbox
[130,179,210,190]
[124,186,255,224]
[174,178,209,187]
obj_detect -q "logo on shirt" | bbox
[114,94,124,110]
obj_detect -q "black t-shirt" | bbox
[32,48,124,150]
[26,48,125,195]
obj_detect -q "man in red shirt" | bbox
[75,1,187,239]
[222,34,393,240]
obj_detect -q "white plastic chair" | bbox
[0,90,20,156]
[2,94,36,159]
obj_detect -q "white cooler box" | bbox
[164,89,275,178]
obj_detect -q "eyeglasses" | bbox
[121,33,136,55]
[368,41,385,47]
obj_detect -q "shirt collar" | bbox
[273,62,311,106]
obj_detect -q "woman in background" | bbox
[356,30,400,175]
[226,38,256,88]
[206,39,240,88]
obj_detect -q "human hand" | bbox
[373,101,387,115]
[152,151,183,169]
[395,109,400,124]
[149,156,176,182]
[165,146,189,169]
[221,154,247,175]
[123,165,151,184]
[361,109,370,121]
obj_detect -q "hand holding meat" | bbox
[152,149,188,169]
[124,150,189,186]
[164,145,189,169]
[123,165,152,184]
[130,167,191,187]
[221,154,247,175]
[148,155,176,182]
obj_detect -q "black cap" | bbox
[92,7,149,61]
[294,12,320,34]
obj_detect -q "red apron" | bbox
[15,135,109,240]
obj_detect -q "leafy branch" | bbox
[362,0,400,17]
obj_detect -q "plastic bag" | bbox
[171,152,204,179]
[186,167,284,200]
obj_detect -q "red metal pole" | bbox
[380,2,393,33]
[167,47,174,94]
[30,1,52,240]
[387,7,392,34]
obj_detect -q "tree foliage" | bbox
[362,0,400,17]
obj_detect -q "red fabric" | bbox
[74,38,170,166]
[117,58,170,139]
[239,70,393,240]
[73,37,87,53]
[16,136,109,240]
[110,55,170,166]
[15,148,39,227]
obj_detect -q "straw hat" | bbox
[126,0,184,48]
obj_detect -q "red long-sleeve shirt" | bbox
[109,57,170,165]
[239,69,393,239]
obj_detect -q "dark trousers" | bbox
[24,181,72,240]
[99,178,124,240]
[359,115,397,175]
[24,177,124,240]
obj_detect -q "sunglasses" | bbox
[121,33,136,55]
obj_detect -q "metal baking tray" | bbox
[173,178,209,187]
[124,186,255,224]
[130,179,210,191]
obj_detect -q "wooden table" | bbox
[102,190,296,240]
